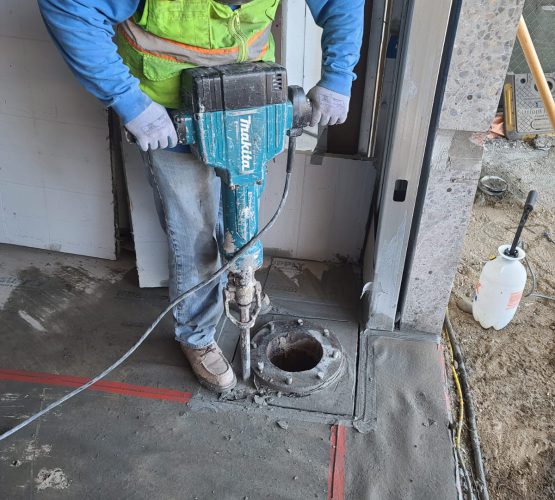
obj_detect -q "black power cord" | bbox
[0,135,297,442]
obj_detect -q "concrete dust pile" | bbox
[35,468,69,491]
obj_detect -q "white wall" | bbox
[123,135,375,288]
[278,0,322,151]
[259,153,375,261]
[0,1,115,259]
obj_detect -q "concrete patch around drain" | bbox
[251,319,345,396]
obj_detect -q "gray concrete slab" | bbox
[0,244,457,498]
[194,257,360,418]
[1,381,331,499]
[0,245,192,391]
[264,258,360,322]
[346,334,458,500]
[221,315,358,418]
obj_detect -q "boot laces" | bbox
[199,344,218,360]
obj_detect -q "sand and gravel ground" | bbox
[448,137,554,499]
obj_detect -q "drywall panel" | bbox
[258,154,306,256]
[0,38,104,128]
[0,1,50,41]
[280,0,322,90]
[260,153,375,261]
[122,141,374,287]
[0,3,115,259]
[121,137,169,288]
[280,0,321,151]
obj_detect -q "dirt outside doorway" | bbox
[449,137,555,499]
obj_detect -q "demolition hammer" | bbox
[172,62,312,380]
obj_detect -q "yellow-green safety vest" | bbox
[117,0,280,109]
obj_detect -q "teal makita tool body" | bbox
[172,62,311,380]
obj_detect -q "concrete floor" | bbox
[0,244,458,499]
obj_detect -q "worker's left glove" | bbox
[124,101,178,152]
[307,86,350,127]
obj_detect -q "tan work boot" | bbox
[181,342,236,393]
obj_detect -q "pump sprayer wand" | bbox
[506,190,538,257]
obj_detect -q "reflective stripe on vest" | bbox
[118,19,270,67]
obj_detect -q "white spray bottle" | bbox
[472,190,538,330]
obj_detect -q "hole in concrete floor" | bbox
[267,334,323,372]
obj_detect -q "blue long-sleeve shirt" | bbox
[38,0,364,124]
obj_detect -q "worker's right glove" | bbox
[124,102,178,152]
[307,86,350,127]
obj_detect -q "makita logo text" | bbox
[239,116,253,172]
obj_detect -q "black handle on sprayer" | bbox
[507,190,538,257]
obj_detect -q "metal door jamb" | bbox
[364,0,453,331]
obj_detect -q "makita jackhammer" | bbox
[172,62,312,380]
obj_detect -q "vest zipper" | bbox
[229,12,248,63]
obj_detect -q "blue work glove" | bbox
[307,86,350,127]
[124,102,178,152]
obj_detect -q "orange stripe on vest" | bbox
[119,19,270,65]
[120,27,182,64]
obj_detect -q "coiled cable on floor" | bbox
[443,326,475,500]
[0,135,298,443]
[444,312,489,500]
[522,242,555,302]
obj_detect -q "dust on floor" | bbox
[449,137,555,499]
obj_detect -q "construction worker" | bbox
[39,0,364,392]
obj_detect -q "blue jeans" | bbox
[142,149,224,349]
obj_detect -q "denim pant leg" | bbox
[142,149,224,348]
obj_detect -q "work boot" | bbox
[181,342,236,393]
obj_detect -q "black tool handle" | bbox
[288,85,312,134]
[507,190,538,256]
[524,190,538,210]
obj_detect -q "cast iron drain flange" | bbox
[251,319,345,396]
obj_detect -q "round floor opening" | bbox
[267,333,324,372]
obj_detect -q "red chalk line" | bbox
[327,424,346,500]
[3,370,346,497]
[0,368,192,403]
[3,369,345,497]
